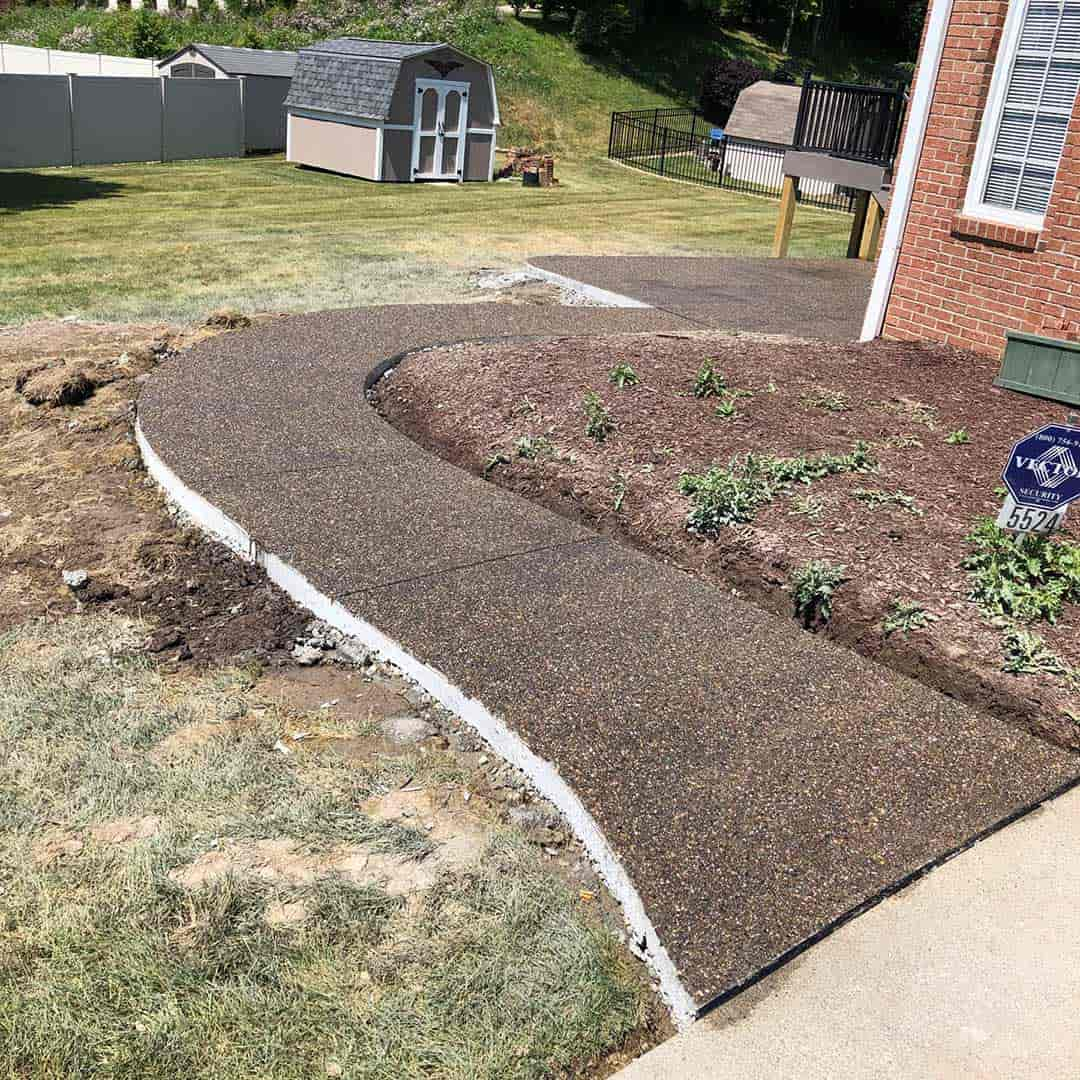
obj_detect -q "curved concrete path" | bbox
[138,295,1078,1023]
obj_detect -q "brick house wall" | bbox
[884,0,1080,356]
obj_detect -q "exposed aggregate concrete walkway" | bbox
[137,270,1079,1020]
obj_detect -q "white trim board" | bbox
[286,105,411,131]
[860,0,956,341]
[134,418,698,1030]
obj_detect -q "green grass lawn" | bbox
[0,154,850,325]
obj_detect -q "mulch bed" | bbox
[376,329,1080,752]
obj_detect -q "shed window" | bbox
[965,1,1080,228]
[171,63,215,79]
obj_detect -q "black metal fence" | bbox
[792,77,907,166]
[608,108,857,213]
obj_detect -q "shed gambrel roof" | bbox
[284,38,490,122]
[158,43,297,78]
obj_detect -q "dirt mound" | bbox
[16,364,96,407]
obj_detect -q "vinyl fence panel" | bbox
[0,43,157,76]
[240,75,289,151]
[164,77,242,160]
[71,76,162,166]
[0,74,72,168]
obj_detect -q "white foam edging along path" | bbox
[135,418,700,1029]
[525,263,651,309]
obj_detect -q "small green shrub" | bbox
[791,561,847,628]
[962,518,1080,624]
[715,397,737,419]
[1001,626,1072,678]
[610,474,628,512]
[693,360,727,399]
[679,443,876,534]
[882,599,938,637]
[608,363,639,389]
[945,428,971,445]
[853,488,923,516]
[515,435,553,459]
[583,392,614,442]
[802,387,851,412]
[483,452,511,476]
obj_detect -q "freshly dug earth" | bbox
[0,318,305,663]
[376,329,1080,751]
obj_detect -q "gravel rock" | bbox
[62,569,89,591]
[380,714,436,745]
[291,644,323,666]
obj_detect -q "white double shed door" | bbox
[411,78,469,181]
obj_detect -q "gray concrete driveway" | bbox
[530,255,874,340]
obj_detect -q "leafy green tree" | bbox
[130,10,170,59]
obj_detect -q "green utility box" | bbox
[996,330,1080,406]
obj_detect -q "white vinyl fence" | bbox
[0,42,156,76]
[0,74,243,169]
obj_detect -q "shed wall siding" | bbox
[288,113,378,178]
[884,0,1080,356]
[382,128,413,181]
[465,132,494,181]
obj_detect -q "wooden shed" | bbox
[157,43,297,152]
[284,38,500,182]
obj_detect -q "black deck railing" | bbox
[792,76,907,167]
[608,108,857,213]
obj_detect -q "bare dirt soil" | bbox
[375,329,1080,752]
[0,317,306,664]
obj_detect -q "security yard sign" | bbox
[999,423,1080,533]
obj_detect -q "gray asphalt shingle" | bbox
[165,43,297,79]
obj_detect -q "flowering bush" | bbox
[58,25,95,52]
[2,28,37,46]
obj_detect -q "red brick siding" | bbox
[883,0,1080,355]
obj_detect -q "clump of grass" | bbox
[693,359,727,399]
[962,517,1080,624]
[1001,626,1073,679]
[882,598,938,637]
[679,443,876,534]
[802,387,850,412]
[608,363,639,389]
[582,391,614,442]
[945,428,971,445]
[715,397,737,419]
[515,435,553,460]
[791,560,847,628]
[853,488,923,516]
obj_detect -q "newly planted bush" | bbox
[945,428,971,445]
[608,363,639,389]
[963,518,1080,624]
[714,397,737,419]
[883,598,938,637]
[1002,626,1072,678]
[853,488,923,516]
[693,360,727,399]
[515,435,553,459]
[679,443,877,534]
[791,560,847,628]
[582,391,614,442]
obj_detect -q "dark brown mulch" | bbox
[376,329,1080,752]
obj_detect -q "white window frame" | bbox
[963,0,1078,230]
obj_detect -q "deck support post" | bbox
[859,193,884,261]
[773,175,798,258]
[847,190,872,259]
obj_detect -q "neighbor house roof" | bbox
[284,37,488,122]
[724,81,801,145]
[157,43,297,79]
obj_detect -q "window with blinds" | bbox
[972,1,1080,222]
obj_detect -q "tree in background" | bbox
[698,57,766,123]
[130,9,169,59]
